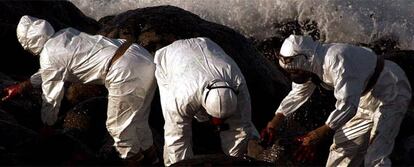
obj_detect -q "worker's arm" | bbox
[30,70,43,88]
[275,81,317,117]
[39,56,66,126]
[0,71,42,101]
[324,60,364,130]
[260,81,316,145]
[161,91,194,166]
[297,60,364,147]
[296,55,367,153]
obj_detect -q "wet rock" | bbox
[391,108,414,166]
[62,97,109,152]
[0,120,38,151]
[0,109,17,124]
[62,96,165,165]
[0,116,100,166]
[20,132,98,166]
[171,154,273,167]
[65,83,107,106]
[0,119,38,165]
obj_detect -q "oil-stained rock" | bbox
[170,154,273,167]
[65,83,107,106]
[0,119,38,165]
[62,97,109,152]
[62,96,163,165]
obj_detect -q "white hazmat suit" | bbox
[276,35,411,166]
[154,37,259,166]
[16,15,156,159]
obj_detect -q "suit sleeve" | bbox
[30,70,42,88]
[325,55,365,130]
[275,81,316,116]
[39,56,66,126]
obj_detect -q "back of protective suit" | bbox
[154,37,245,116]
[41,28,123,84]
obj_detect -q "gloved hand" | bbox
[260,126,276,146]
[1,84,22,101]
[1,80,32,101]
[300,124,333,146]
[293,124,333,162]
[259,113,285,147]
[293,135,316,162]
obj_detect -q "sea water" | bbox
[69,0,414,49]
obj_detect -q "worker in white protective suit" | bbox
[154,37,259,166]
[260,35,411,166]
[8,15,158,165]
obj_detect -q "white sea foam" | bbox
[69,0,414,49]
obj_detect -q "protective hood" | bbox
[203,82,238,119]
[16,15,55,55]
[279,35,322,75]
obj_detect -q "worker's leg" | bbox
[104,49,157,161]
[158,86,193,166]
[326,108,373,167]
[365,99,409,167]
[106,77,154,159]
[220,87,259,157]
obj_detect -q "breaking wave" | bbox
[69,0,414,49]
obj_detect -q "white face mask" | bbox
[279,54,310,71]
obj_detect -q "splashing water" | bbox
[69,0,414,49]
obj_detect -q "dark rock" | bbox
[0,120,38,151]
[171,154,273,167]
[62,97,109,152]
[367,36,400,55]
[0,109,17,124]
[62,96,164,165]
[0,72,43,130]
[391,108,414,166]
[20,132,98,166]
[64,83,107,106]
[0,119,38,165]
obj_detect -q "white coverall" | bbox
[154,37,259,166]
[277,35,412,166]
[16,15,156,159]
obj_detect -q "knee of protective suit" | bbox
[220,129,249,156]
